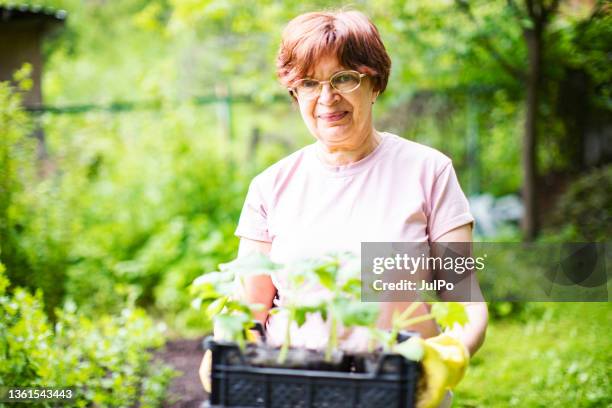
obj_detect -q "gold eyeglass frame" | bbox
[289,70,367,99]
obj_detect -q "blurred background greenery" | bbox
[0,0,610,406]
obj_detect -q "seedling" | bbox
[387,301,469,361]
[268,258,327,364]
[309,253,379,361]
[190,253,281,349]
[191,252,468,366]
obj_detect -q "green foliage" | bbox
[194,252,468,365]
[553,3,612,104]
[9,0,604,203]
[0,269,50,387]
[0,69,71,318]
[53,118,248,327]
[0,263,176,407]
[0,72,250,331]
[487,301,523,320]
[550,165,612,241]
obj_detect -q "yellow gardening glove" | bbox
[416,335,470,408]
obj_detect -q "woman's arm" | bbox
[377,225,488,355]
[235,237,275,325]
[435,224,488,356]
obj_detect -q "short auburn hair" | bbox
[276,10,391,96]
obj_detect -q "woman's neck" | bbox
[316,129,382,167]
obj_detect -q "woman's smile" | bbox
[317,111,349,123]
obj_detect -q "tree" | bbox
[453,0,609,240]
[515,0,561,240]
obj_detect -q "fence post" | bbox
[249,127,260,159]
[466,92,480,195]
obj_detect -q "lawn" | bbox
[455,303,611,407]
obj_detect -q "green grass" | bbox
[455,303,612,407]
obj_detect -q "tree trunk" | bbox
[522,20,543,241]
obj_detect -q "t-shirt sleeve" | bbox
[427,161,475,242]
[235,177,272,242]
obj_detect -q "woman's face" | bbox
[295,54,378,151]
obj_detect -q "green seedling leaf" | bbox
[290,273,307,287]
[191,297,203,310]
[269,308,281,315]
[281,269,319,296]
[219,253,281,277]
[392,309,401,324]
[314,261,339,290]
[189,283,220,300]
[334,298,379,327]
[214,314,250,342]
[206,296,228,318]
[192,271,234,287]
[371,329,393,350]
[224,300,251,315]
[320,307,327,322]
[341,278,362,298]
[215,281,237,297]
[394,337,424,361]
[430,302,468,329]
[294,308,308,327]
[294,303,326,327]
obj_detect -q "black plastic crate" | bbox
[203,337,420,408]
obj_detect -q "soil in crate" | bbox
[243,343,353,372]
[228,342,406,375]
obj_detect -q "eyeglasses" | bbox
[290,70,367,100]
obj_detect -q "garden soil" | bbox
[156,338,208,408]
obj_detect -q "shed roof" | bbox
[0,3,67,23]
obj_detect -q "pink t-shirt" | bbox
[235,132,474,348]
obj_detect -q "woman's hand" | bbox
[198,326,262,393]
[199,349,213,393]
[415,334,469,408]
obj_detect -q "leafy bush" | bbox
[1,72,247,331]
[552,165,612,241]
[0,262,176,407]
[0,67,72,318]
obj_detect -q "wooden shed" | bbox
[0,4,66,108]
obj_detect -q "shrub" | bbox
[0,67,72,318]
[0,263,176,407]
[552,165,612,241]
[1,71,246,330]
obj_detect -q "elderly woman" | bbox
[202,10,487,408]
